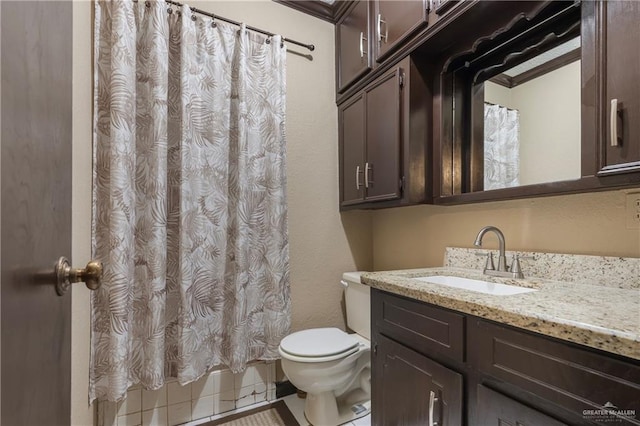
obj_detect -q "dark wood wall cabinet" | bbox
[337,1,371,93]
[332,0,640,209]
[372,289,640,426]
[374,1,429,63]
[339,56,430,210]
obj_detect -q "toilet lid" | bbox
[279,327,359,358]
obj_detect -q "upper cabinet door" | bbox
[601,0,640,175]
[375,0,429,62]
[337,1,371,93]
[364,67,402,202]
[340,93,366,207]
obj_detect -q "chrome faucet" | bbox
[474,226,508,272]
[473,226,526,279]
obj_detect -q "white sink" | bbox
[413,275,537,296]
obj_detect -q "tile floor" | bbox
[281,394,371,426]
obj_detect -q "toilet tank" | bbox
[341,272,371,340]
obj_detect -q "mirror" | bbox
[483,37,581,190]
[445,2,583,195]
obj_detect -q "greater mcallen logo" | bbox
[583,402,637,423]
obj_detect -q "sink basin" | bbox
[413,275,537,296]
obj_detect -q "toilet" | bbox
[278,272,371,426]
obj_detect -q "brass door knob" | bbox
[55,257,103,296]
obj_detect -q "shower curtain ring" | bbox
[145,1,150,7]
[266,37,271,44]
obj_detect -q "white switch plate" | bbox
[626,192,640,229]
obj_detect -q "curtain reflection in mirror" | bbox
[484,103,520,190]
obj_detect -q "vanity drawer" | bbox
[371,289,465,362]
[469,319,640,425]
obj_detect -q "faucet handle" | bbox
[509,254,533,279]
[475,251,495,271]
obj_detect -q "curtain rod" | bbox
[155,0,315,51]
[484,101,518,112]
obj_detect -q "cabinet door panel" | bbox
[477,386,568,426]
[602,1,640,173]
[375,0,428,62]
[340,93,366,206]
[469,319,640,426]
[373,334,462,426]
[337,1,371,92]
[373,289,465,363]
[365,68,402,201]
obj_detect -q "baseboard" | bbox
[275,380,297,399]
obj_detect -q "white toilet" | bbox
[278,272,371,426]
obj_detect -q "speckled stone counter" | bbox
[361,266,640,361]
[444,247,640,289]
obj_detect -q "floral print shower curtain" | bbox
[91,0,290,402]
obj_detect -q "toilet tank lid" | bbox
[342,271,365,284]
[280,327,358,358]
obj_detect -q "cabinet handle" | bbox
[428,390,439,426]
[610,98,622,147]
[377,14,388,43]
[355,165,363,190]
[365,162,372,188]
[359,31,367,58]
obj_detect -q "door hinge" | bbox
[399,72,405,88]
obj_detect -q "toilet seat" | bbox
[279,328,361,363]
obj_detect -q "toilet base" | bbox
[304,387,370,426]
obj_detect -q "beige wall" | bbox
[372,190,640,271]
[513,61,581,185]
[484,60,582,187]
[71,2,371,424]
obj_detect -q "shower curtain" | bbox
[91,0,290,402]
[484,103,520,190]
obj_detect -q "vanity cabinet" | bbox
[372,290,463,425]
[339,55,430,209]
[476,386,568,426]
[336,1,371,93]
[371,289,640,426]
[469,318,640,425]
[375,335,462,425]
[599,0,640,175]
[374,1,430,62]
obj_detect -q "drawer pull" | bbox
[365,162,372,188]
[359,31,367,58]
[610,98,622,147]
[377,14,388,43]
[428,390,439,426]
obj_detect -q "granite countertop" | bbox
[361,267,640,361]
